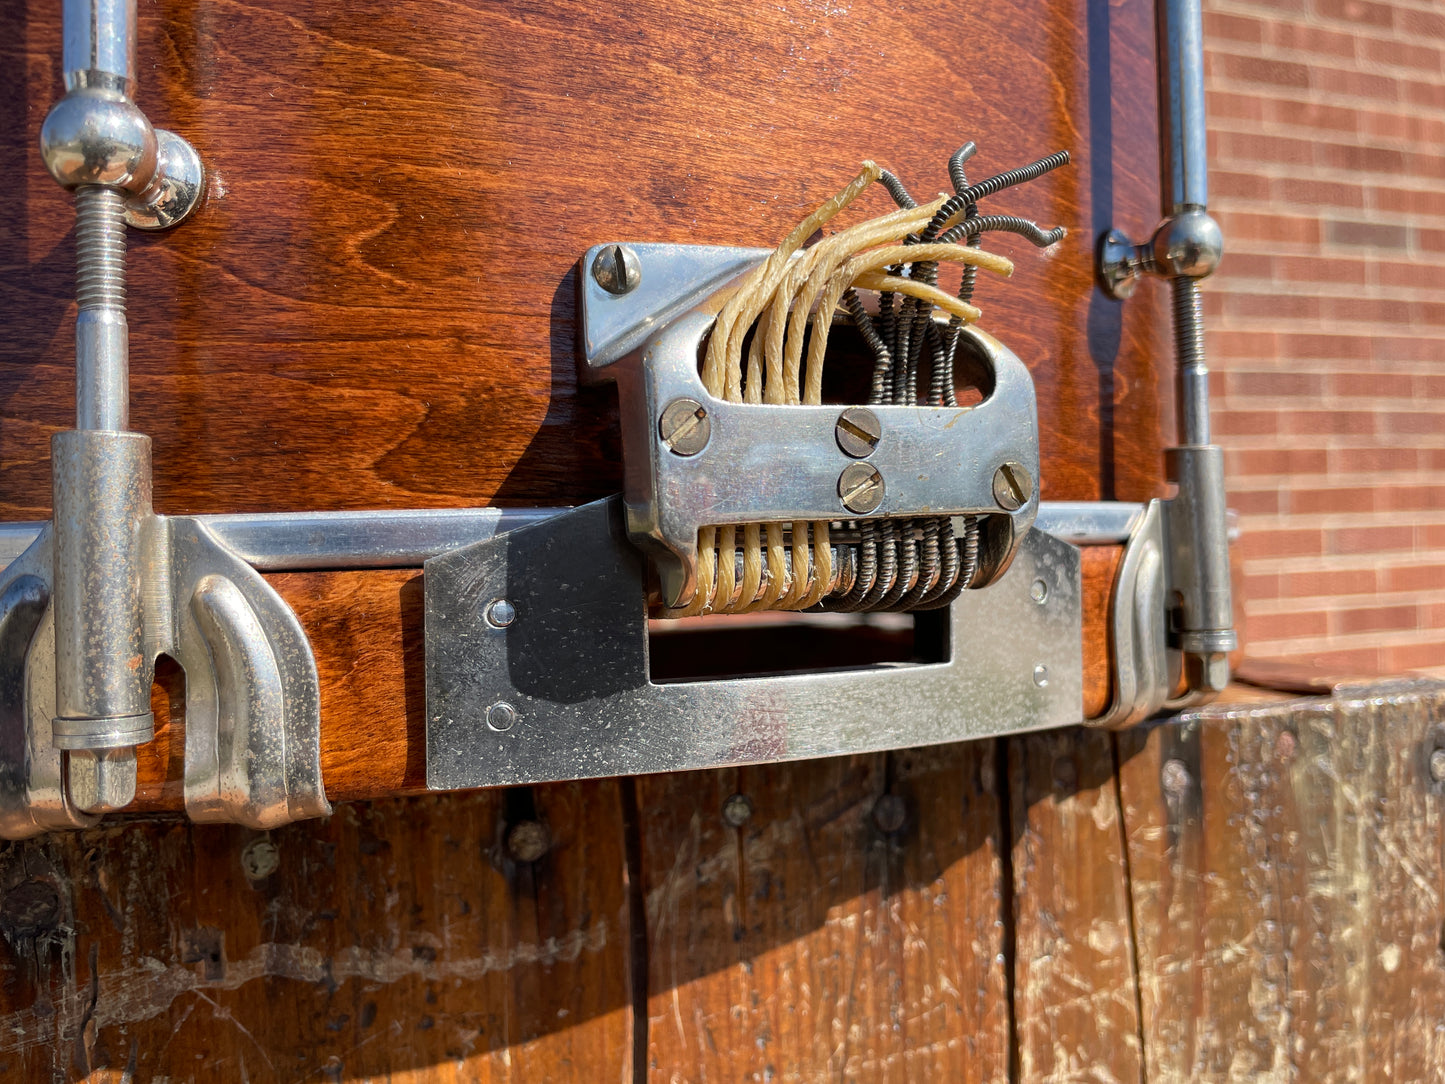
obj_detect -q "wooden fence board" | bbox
[1008,728,1143,1084]
[0,785,633,1082]
[1119,682,1445,1083]
[637,744,1011,1082]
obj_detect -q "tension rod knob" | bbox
[39,86,157,193]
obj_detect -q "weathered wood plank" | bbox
[0,785,633,1082]
[1119,680,1445,1082]
[637,744,1011,1081]
[1007,728,1144,1082]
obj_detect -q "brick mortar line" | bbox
[1245,633,1445,654]
[1204,8,1445,44]
[1242,557,1445,575]
[1235,511,1445,526]
[1207,80,1445,119]
[1206,40,1445,81]
[1247,593,1445,615]
[1207,0,1445,22]
[1205,98,1445,140]
[1216,400,1445,410]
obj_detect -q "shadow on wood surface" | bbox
[3,681,1442,1081]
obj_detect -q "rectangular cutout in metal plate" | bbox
[423,497,1082,790]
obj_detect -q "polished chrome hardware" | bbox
[0,502,1144,574]
[1091,500,1172,728]
[424,498,1083,790]
[1096,0,1237,702]
[40,0,205,231]
[0,0,326,838]
[578,242,1042,609]
[422,241,1077,789]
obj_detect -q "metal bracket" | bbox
[1091,499,1172,728]
[0,513,328,838]
[0,0,328,839]
[424,497,1082,788]
[579,243,1041,608]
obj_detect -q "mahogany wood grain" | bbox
[1,0,1168,523]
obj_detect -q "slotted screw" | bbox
[839,462,885,514]
[835,408,882,458]
[992,462,1032,511]
[659,398,710,456]
[591,244,641,295]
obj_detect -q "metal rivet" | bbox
[872,793,907,833]
[484,598,516,628]
[1032,664,1049,687]
[992,462,1033,511]
[506,820,551,863]
[590,244,641,295]
[1030,578,1049,604]
[722,793,753,828]
[1162,758,1192,799]
[839,462,885,514]
[240,838,280,881]
[1430,749,1445,783]
[659,398,711,456]
[485,702,517,732]
[835,407,882,458]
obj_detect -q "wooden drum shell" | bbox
[2,0,1169,810]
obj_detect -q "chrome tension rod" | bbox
[37,0,206,810]
[0,0,329,838]
[1099,0,1237,701]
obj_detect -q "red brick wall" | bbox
[1203,0,1445,676]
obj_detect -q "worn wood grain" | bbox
[1117,681,1445,1082]
[636,744,1010,1081]
[1007,727,1144,1083]
[0,784,634,1082]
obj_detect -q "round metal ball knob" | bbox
[39,87,157,192]
[1150,210,1223,280]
